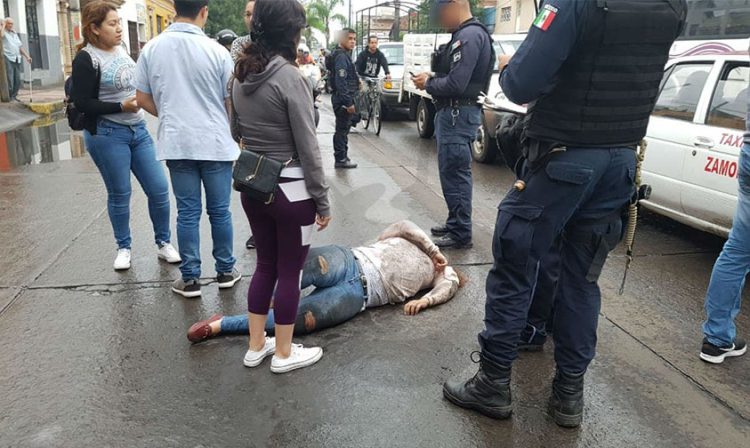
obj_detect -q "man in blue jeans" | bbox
[700,82,750,364]
[186,221,463,343]
[135,0,240,298]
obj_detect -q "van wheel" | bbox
[417,98,435,139]
[408,95,419,121]
[472,121,498,164]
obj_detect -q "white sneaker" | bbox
[113,249,131,270]
[243,335,276,367]
[157,243,181,264]
[270,343,323,374]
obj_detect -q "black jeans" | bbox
[333,103,352,163]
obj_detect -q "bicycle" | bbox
[359,77,383,136]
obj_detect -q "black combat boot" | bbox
[443,352,512,419]
[549,369,585,428]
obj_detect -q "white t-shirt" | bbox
[85,44,144,125]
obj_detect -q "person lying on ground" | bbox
[188,220,466,342]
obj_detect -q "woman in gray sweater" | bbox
[232,0,331,374]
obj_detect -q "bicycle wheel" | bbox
[361,93,371,130]
[372,96,382,136]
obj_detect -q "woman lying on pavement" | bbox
[188,220,465,343]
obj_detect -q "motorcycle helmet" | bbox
[216,29,238,47]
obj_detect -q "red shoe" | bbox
[187,314,223,343]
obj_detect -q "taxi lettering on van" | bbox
[719,133,744,149]
[704,156,738,178]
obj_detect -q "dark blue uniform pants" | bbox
[332,97,352,163]
[527,241,561,333]
[435,106,481,244]
[480,147,636,374]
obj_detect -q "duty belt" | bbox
[433,98,478,110]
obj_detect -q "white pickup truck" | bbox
[401,33,526,139]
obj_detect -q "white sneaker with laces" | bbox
[243,335,276,367]
[270,343,323,374]
[157,243,181,264]
[113,249,131,270]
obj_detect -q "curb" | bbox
[25,101,64,115]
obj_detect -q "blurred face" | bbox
[341,32,356,51]
[4,19,14,31]
[438,1,462,30]
[244,1,255,30]
[92,10,122,49]
[368,38,378,53]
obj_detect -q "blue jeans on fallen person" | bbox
[703,143,750,347]
[220,245,366,335]
[83,119,171,249]
[166,160,235,281]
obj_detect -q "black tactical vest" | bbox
[525,0,686,147]
[431,19,495,99]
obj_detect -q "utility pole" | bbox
[0,34,9,103]
[348,0,352,27]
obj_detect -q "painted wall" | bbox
[494,0,536,35]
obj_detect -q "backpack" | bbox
[65,49,100,131]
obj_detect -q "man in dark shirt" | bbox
[412,0,494,249]
[442,0,686,428]
[331,28,360,169]
[355,35,391,80]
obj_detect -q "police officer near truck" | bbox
[411,0,494,249]
[330,28,360,169]
[441,0,687,427]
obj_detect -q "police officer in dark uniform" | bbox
[442,0,686,427]
[411,0,494,249]
[331,28,360,169]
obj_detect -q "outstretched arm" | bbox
[378,220,440,258]
[404,267,460,315]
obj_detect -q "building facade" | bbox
[145,0,173,40]
[494,0,537,35]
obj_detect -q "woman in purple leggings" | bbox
[232,0,331,374]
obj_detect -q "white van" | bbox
[642,53,749,237]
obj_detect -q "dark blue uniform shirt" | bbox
[426,19,493,99]
[332,48,359,108]
[499,0,589,105]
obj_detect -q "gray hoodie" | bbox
[232,56,330,216]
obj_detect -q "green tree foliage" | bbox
[305,0,347,48]
[205,0,247,37]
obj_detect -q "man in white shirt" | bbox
[1,17,32,101]
[135,0,240,298]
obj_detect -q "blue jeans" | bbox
[83,119,171,249]
[435,106,481,243]
[480,147,636,374]
[220,245,366,335]
[166,160,235,280]
[703,143,750,347]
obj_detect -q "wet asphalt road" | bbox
[1,100,749,447]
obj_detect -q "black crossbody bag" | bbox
[232,138,295,204]
[229,78,296,204]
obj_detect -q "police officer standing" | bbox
[412,0,494,249]
[442,0,686,427]
[331,28,359,169]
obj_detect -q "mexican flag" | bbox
[533,5,558,31]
